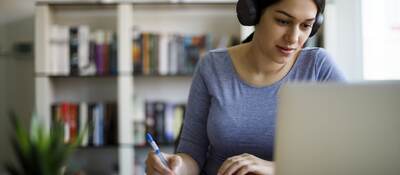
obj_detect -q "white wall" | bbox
[324,0,364,81]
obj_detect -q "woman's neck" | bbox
[243,42,291,76]
[228,41,300,87]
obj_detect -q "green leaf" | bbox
[5,111,79,175]
[5,112,82,175]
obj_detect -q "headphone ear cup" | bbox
[310,14,324,37]
[236,0,259,26]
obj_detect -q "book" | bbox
[142,101,186,145]
[69,27,79,75]
[79,102,89,146]
[49,25,70,75]
[154,101,166,143]
[77,25,92,76]
[145,101,156,139]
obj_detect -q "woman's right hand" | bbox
[145,151,183,175]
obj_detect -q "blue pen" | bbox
[146,133,169,167]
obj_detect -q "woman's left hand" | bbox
[217,153,274,175]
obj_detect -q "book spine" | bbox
[79,102,89,146]
[69,27,79,75]
[78,25,90,76]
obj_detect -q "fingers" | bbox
[218,154,251,175]
[145,151,174,175]
[168,154,183,173]
[223,159,250,175]
[235,165,253,175]
[219,153,275,175]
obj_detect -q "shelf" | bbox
[131,2,236,6]
[77,144,135,150]
[36,0,236,6]
[134,143,175,149]
[47,74,118,78]
[75,143,176,150]
[36,1,119,7]
[35,73,192,78]
[134,73,193,77]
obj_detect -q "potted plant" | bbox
[3,111,84,175]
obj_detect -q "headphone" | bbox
[236,0,324,37]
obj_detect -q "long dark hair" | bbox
[242,0,326,43]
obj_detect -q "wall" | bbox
[0,22,8,171]
[0,16,35,171]
[0,22,12,171]
[324,0,364,81]
[0,24,5,115]
[4,17,35,118]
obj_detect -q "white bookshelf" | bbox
[35,1,242,174]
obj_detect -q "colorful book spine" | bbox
[132,31,240,75]
[49,25,118,76]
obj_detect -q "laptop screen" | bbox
[274,82,400,175]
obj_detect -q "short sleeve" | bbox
[176,53,212,169]
[315,48,347,82]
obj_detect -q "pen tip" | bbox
[146,133,154,142]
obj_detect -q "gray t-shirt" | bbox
[176,47,346,175]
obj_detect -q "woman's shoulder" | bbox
[301,47,330,59]
[298,47,334,66]
[198,48,231,69]
[299,47,346,81]
[204,48,230,60]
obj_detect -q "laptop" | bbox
[274,81,400,175]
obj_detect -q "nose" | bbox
[284,26,300,45]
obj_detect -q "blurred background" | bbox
[0,0,399,174]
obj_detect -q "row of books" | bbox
[47,25,240,76]
[132,30,240,76]
[133,101,186,146]
[51,102,118,147]
[51,100,186,147]
[49,25,118,76]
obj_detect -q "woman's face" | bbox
[253,0,318,64]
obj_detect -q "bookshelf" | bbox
[35,2,134,175]
[35,0,241,174]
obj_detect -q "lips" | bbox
[276,46,296,55]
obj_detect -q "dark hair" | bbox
[240,0,326,43]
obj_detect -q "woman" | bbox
[146,0,345,174]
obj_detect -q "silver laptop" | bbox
[275,81,400,175]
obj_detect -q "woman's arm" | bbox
[146,53,213,175]
[174,153,200,175]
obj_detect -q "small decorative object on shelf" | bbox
[4,111,85,175]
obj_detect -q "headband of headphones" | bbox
[236,0,324,37]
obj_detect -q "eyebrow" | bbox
[275,10,316,21]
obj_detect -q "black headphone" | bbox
[236,0,324,37]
